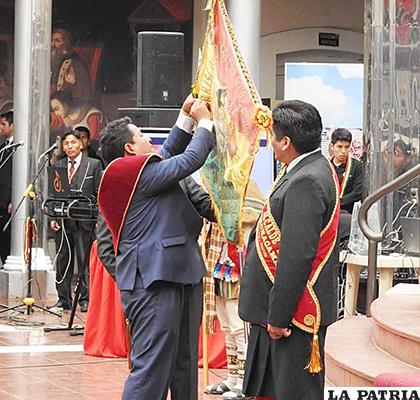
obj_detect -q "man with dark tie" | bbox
[49,130,102,312]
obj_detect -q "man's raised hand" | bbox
[190,99,211,123]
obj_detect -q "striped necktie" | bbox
[68,160,76,183]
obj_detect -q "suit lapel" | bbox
[271,151,323,197]
[71,155,88,189]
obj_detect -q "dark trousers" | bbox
[54,220,94,304]
[244,324,327,400]
[170,283,203,400]
[0,208,11,265]
[120,281,185,400]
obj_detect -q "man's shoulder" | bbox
[295,153,330,178]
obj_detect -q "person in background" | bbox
[0,110,14,265]
[329,128,364,240]
[239,100,340,400]
[48,130,102,312]
[391,139,416,222]
[204,179,264,400]
[75,126,105,168]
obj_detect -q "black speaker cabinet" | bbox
[118,107,180,129]
[137,31,184,108]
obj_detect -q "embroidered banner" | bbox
[193,0,271,244]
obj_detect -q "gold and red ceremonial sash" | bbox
[256,163,340,373]
[98,154,160,253]
[331,155,353,198]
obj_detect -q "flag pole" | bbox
[202,296,209,388]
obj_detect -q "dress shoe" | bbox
[79,301,88,313]
[47,300,71,310]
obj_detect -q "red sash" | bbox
[98,154,160,252]
[331,155,353,198]
[255,163,340,372]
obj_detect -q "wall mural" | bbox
[0,0,194,145]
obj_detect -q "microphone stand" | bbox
[0,146,18,170]
[0,155,61,317]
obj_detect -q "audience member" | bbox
[48,130,102,312]
[0,110,14,265]
[329,128,364,240]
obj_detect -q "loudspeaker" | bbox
[118,107,180,129]
[137,31,184,107]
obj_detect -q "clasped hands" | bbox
[267,324,292,340]
[182,94,211,123]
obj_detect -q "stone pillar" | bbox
[226,0,261,89]
[1,0,55,299]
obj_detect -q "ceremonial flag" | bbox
[193,0,272,244]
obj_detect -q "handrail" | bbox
[358,163,420,316]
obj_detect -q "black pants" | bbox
[121,281,185,400]
[0,208,11,265]
[170,283,203,400]
[54,220,94,304]
[244,324,327,400]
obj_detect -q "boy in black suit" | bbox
[329,128,364,240]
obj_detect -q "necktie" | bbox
[68,160,75,183]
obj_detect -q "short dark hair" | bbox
[99,117,134,163]
[394,139,412,156]
[0,111,13,124]
[331,128,352,144]
[271,100,322,154]
[63,130,81,141]
[75,126,90,140]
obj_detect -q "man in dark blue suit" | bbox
[99,96,215,400]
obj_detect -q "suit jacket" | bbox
[97,176,215,281]
[0,141,13,209]
[239,151,339,328]
[55,154,102,231]
[116,124,215,291]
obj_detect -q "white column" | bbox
[1,0,54,299]
[227,0,261,89]
[4,0,32,271]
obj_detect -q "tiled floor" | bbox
[0,299,227,400]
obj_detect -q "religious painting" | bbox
[49,0,194,144]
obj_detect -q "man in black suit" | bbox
[329,128,364,240]
[49,130,102,312]
[0,110,14,265]
[239,100,340,400]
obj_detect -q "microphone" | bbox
[53,135,62,156]
[0,140,24,152]
[38,142,58,163]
